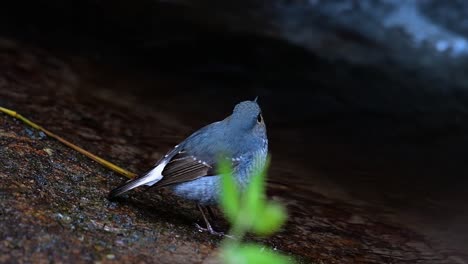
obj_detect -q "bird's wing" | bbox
[108,148,219,199]
[108,122,234,199]
[151,150,216,188]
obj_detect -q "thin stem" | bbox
[222,209,250,250]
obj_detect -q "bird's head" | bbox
[230,98,266,137]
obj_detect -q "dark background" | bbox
[0,1,467,263]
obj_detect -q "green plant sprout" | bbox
[218,156,294,264]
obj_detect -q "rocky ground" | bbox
[0,37,467,263]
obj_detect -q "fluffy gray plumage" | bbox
[109,99,268,205]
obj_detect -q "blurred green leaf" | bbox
[219,155,292,264]
[223,244,294,264]
[219,158,240,222]
[243,156,271,222]
[251,202,287,236]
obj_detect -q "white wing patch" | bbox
[143,159,168,186]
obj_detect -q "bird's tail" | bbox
[108,161,166,199]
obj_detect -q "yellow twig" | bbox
[0,106,136,179]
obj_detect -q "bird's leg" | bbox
[195,204,224,236]
[206,206,217,221]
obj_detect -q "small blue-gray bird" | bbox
[109,98,268,235]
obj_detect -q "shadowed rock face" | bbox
[3,0,468,116]
[1,38,467,263]
[0,1,468,263]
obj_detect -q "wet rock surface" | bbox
[1,37,467,263]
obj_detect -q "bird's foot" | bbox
[195,223,223,236]
[195,223,235,239]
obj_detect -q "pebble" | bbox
[43,148,53,156]
[55,213,73,225]
[166,245,177,252]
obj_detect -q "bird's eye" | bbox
[257,113,262,123]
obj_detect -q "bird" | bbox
[108,98,268,235]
